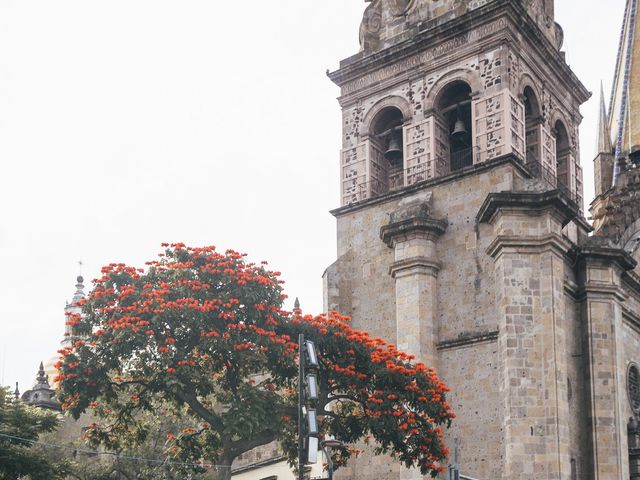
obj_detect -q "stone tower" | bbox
[20,362,61,411]
[589,2,640,476]
[62,275,85,346]
[322,0,640,478]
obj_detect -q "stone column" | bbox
[478,191,576,480]
[380,195,446,480]
[380,196,446,369]
[577,239,635,479]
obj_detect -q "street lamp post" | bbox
[298,335,320,480]
[320,439,344,480]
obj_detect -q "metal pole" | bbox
[325,447,334,480]
[298,334,305,480]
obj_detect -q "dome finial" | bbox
[36,361,47,385]
[73,271,86,304]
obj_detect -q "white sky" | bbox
[0,0,628,392]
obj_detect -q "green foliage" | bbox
[0,387,68,480]
[39,410,217,480]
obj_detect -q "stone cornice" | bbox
[623,270,640,299]
[486,234,571,260]
[389,256,442,279]
[231,456,286,475]
[332,155,529,218]
[576,284,629,303]
[437,330,499,351]
[575,242,637,272]
[622,303,640,335]
[328,0,589,104]
[380,216,447,248]
[476,190,583,228]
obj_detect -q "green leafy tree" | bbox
[57,244,454,480]
[40,408,214,480]
[0,387,68,479]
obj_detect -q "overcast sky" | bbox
[0,0,628,392]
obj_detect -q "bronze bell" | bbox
[451,118,468,140]
[384,135,403,163]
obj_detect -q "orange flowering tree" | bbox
[57,244,454,480]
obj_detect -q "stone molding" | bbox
[622,304,640,335]
[477,189,581,227]
[436,330,499,351]
[575,242,637,272]
[623,270,640,300]
[380,216,447,248]
[388,255,441,279]
[486,233,571,260]
[333,155,530,218]
[331,1,589,111]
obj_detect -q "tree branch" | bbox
[173,388,224,433]
[228,428,277,457]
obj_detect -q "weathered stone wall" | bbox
[325,1,601,479]
[438,339,502,479]
[327,161,522,478]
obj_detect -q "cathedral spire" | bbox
[597,82,613,156]
[63,273,86,345]
[36,361,47,385]
[610,0,640,185]
[72,275,85,304]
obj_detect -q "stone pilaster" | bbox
[479,191,577,480]
[380,195,446,480]
[380,195,446,368]
[576,240,635,479]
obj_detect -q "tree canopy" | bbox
[57,244,454,479]
[0,387,68,480]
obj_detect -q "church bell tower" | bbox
[325,1,595,478]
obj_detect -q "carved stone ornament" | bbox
[360,0,382,52]
[389,0,415,16]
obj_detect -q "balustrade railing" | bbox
[346,148,479,205]
[525,158,581,210]
[450,147,476,172]
[345,148,582,211]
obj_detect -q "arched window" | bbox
[436,81,473,172]
[523,86,542,166]
[629,363,640,413]
[555,120,571,192]
[371,107,405,191]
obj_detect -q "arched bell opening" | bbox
[436,81,473,172]
[554,120,571,192]
[371,107,405,190]
[523,86,542,166]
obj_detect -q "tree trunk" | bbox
[213,455,233,480]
